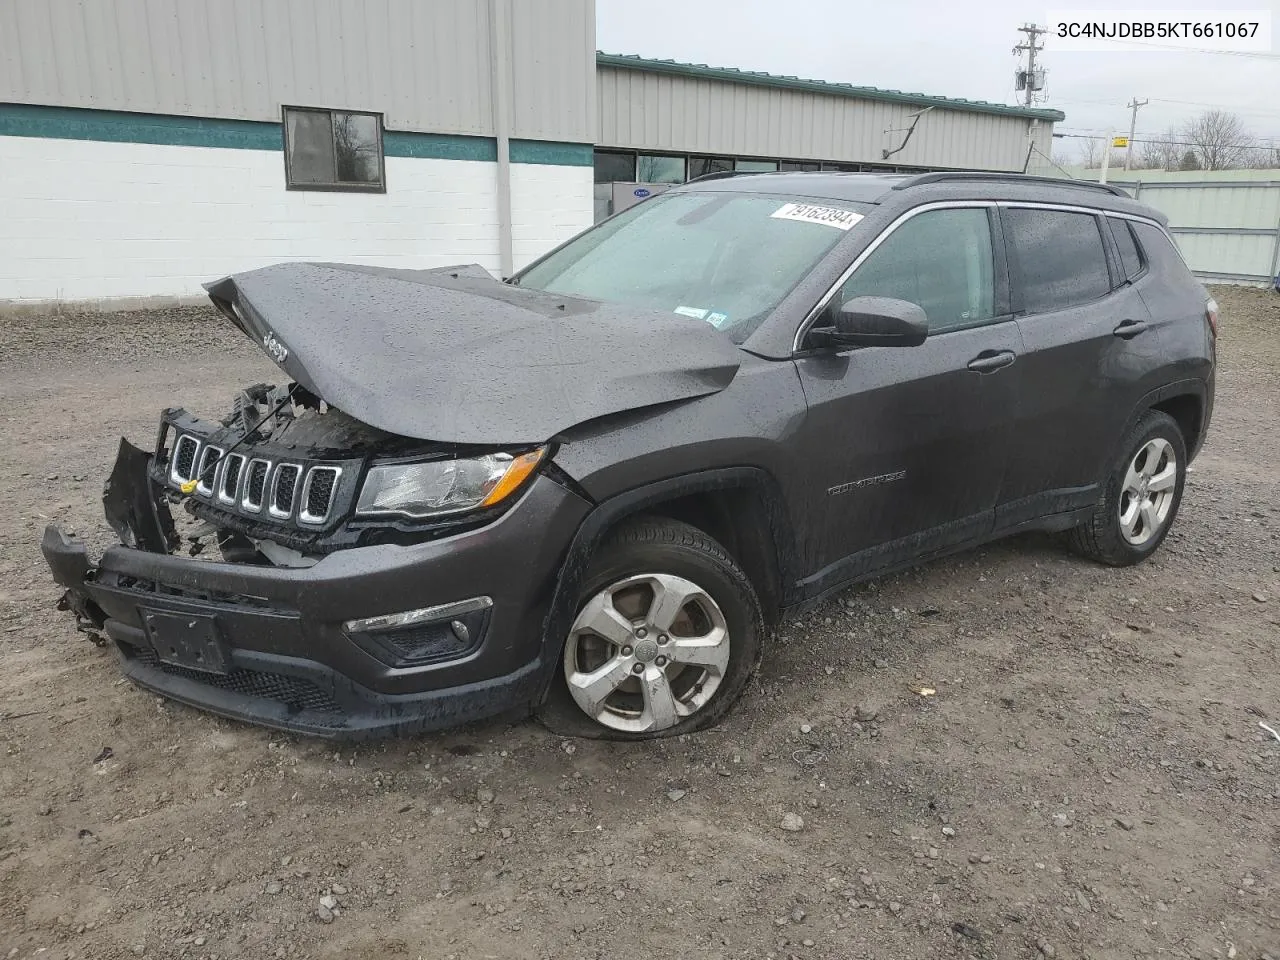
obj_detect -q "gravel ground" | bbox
[1,286,1277,960]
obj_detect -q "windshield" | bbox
[514,191,869,342]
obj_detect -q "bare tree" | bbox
[1243,143,1280,169]
[333,114,380,183]
[1079,138,1101,168]
[1139,129,1181,171]
[1180,110,1254,171]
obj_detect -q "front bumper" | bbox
[43,465,592,739]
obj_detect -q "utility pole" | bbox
[1123,97,1148,170]
[1013,24,1046,107]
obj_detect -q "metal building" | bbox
[592,54,1061,218]
[0,0,1062,307]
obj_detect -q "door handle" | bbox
[1113,319,1148,339]
[967,350,1017,374]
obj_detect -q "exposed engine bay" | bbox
[136,383,518,569]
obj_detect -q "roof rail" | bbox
[684,169,767,184]
[893,171,1131,198]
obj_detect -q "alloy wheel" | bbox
[563,573,730,734]
[1118,437,1177,546]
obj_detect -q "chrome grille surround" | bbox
[241,458,271,513]
[171,435,200,484]
[218,453,246,505]
[195,446,223,497]
[298,466,342,525]
[269,463,302,519]
[162,422,353,531]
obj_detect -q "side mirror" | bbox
[813,296,929,348]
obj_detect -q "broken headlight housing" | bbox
[354,448,545,519]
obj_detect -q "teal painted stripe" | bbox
[0,103,281,150]
[1,104,595,167]
[383,130,496,162]
[509,139,593,166]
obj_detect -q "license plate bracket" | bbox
[141,610,231,674]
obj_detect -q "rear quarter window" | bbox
[1004,208,1111,314]
[1132,221,1188,273]
[1109,218,1145,280]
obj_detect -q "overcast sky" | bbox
[596,0,1280,163]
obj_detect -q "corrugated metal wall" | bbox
[596,66,1051,171]
[0,0,595,142]
[1104,174,1280,284]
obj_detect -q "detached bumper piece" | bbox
[40,441,593,739]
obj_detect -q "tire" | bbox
[1069,409,1187,566]
[536,516,764,740]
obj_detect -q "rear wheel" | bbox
[1070,410,1186,566]
[538,517,763,739]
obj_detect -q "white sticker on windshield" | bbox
[674,305,708,319]
[770,202,863,231]
[706,311,731,329]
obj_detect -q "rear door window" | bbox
[1109,218,1145,281]
[1004,208,1111,314]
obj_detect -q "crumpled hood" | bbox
[204,262,741,445]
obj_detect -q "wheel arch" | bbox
[1123,379,1209,461]
[537,467,797,700]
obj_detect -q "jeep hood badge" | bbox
[204,262,741,445]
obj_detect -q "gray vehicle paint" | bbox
[40,172,1214,739]
[205,261,742,446]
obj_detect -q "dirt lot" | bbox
[1,286,1277,960]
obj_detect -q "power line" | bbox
[1053,97,1280,121]
[1078,39,1280,59]
[1058,128,1280,147]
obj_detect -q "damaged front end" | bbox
[41,385,592,739]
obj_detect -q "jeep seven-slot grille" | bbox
[167,431,346,528]
[220,454,244,502]
[173,436,199,481]
[272,464,300,516]
[196,446,222,495]
[245,460,269,510]
[301,467,339,523]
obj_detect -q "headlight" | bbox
[355,448,545,519]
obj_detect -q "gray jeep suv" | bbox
[42,171,1216,740]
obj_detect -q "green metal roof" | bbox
[596,52,1065,123]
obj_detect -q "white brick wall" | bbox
[509,162,595,269]
[0,136,590,305]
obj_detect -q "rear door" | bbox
[791,204,1022,586]
[996,204,1163,526]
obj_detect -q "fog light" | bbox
[344,597,492,634]
[343,597,493,669]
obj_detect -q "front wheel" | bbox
[538,517,763,739]
[1069,409,1187,566]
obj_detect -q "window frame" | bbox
[793,201,1011,354]
[282,105,387,194]
[998,202,1119,317]
[634,153,687,184]
[1105,214,1148,285]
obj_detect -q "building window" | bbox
[283,106,385,192]
[779,161,821,172]
[594,150,637,184]
[636,154,686,184]
[689,156,734,180]
[734,159,778,172]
